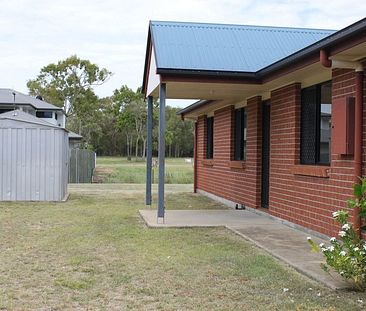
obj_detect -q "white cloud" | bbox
[0,0,364,107]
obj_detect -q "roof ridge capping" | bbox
[150,20,336,33]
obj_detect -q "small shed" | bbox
[0,110,69,201]
[68,131,83,149]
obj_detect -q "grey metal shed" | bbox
[0,110,69,201]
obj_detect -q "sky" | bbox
[0,0,365,108]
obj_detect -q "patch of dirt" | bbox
[92,167,114,183]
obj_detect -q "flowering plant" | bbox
[347,178,366,228]
[307,181,366,290]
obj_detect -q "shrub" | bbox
[308,179,366,291]
[347,177,366,228]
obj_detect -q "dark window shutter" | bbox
[234,109,242,160]
[206,117,214,159]
[234,108,246,161]
[243,109,247,160]
[300,86,318,164]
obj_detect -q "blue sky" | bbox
[0,0,365,108]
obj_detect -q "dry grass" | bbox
[0,185,366,310]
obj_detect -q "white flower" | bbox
[354,247,360,252]
[332,211,339,218]
[330,237,337,243]
[342,224,351,231]
[307,237,312,241]
[340,251,346,256]
[363,244,366,251]
[283,288,289,292]
[340,271,345,275]
[319,243,325,248]
[317,292,321,297]
[338,231,347,237]
[328,246,335,252]
[358,299,363,304]
[321,247,327,252]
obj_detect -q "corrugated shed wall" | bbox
[0,123,68,201]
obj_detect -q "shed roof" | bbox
[0,110,66,130]
[150,21,336,73]
[68,131,83,140]
[0,89,64,112]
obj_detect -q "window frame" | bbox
[300,81,332,166]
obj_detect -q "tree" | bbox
[113,86,147,159]
[27,57,194,157]
[165,106,194,157]
[27,55,112,135]
[27,55,111,111]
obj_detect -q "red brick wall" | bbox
[268,78,357,237]
[196,97,262,208]
[195,68,366,237]
[361,62,366,177]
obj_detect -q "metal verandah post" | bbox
[145,96,153,205]
[158,83,166,219]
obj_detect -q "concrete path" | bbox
[139,209,348,289]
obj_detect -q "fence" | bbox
[69,149,96,183]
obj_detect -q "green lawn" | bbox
[95,157,193,184]
[1,184,365,310]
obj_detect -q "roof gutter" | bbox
[177,100,212,117]
[157,68,259,79]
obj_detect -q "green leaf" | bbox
[354,184,362,198]
[347,199,357,208]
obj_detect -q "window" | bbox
[234,107,247,161]
[36,111,53,118]
[300,81,332,165]
[206,117,214,159]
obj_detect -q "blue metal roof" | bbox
[150,21,336,73]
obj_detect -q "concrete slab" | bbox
[139,209,275,227]
[139,209,349,289]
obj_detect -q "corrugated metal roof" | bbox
[150,21,336,72]
[0,110,65,129]
[0,88,64,111]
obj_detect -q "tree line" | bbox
[27,55,194,158]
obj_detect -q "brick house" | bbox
[142,18,366,237]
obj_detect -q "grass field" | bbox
[95,157,193,184]
[1,184,366,310]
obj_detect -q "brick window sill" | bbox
[291,165,330,178]
[228,160,246,169]
[202,159,214,167]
